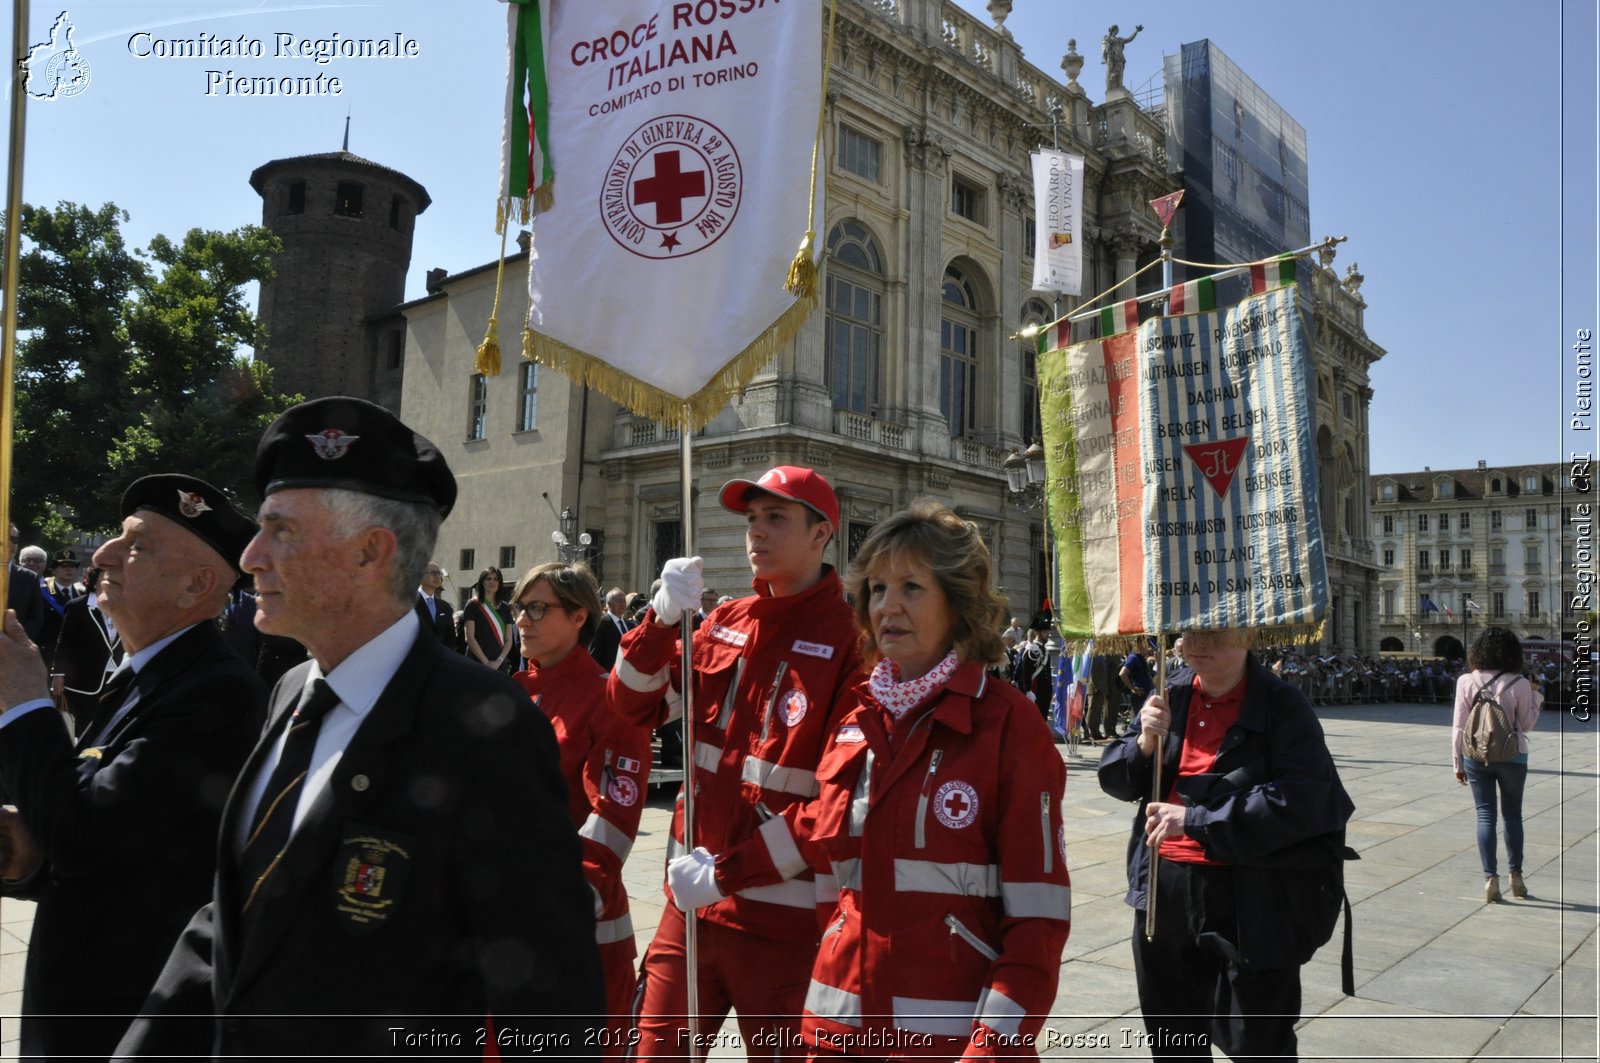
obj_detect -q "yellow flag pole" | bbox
[2,0,32,617]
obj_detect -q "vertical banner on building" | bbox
[515,0,823,427]
[1040,282,1327,640]
[1030,149,1084,295]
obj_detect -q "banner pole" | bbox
[1,0,30,616]
[676,406,700,1062]
[1145,645,1167,942]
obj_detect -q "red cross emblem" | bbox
[933,779,980,829]
[633,150,706,226]
[601,114,743,260]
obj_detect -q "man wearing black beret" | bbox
[0,474,267,1061]
[118,396,604,1059]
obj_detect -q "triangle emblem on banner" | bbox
[1182,436,1251,498]
[1149,190,1185,228]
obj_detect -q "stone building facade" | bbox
[1371,461,1578,658]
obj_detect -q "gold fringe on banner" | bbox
[523,288,817,432]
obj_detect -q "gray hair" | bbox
[321,488,442,605]
[19,545,47,568]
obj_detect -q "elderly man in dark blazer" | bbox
[413,559,456,645]
[5,523,44,642]
[116,396,603,1060]
[0,476,265,1062]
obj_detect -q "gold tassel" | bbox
[476,221,513,376]
[532,179,554,216]
[785,0,837,299]
[785,228,817,299]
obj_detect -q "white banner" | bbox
[1030,149,1083,295]
[526,1,822,421]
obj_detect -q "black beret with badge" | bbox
[254,396,456,517]
[120,474,257,573]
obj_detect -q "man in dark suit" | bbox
[413,559,456,645]
[0,475,265,1061]
[38,549,84,666]
[117,396,603,1059]
[588,585,632,671]
[49,566,122,737]
[5,523,45,642]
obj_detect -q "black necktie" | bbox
[79,668,138,749]
[239,679,341,913]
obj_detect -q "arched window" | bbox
[1020,299,1050,444]
[824,221,884,415]
[941,265,981,438]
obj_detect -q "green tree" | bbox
[10,202,297,538]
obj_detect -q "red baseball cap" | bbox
[719,466,839,528]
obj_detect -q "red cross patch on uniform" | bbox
[779,688,807,727]
[608,776,639,807]
[933,780,980,830]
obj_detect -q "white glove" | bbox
[652,556,704,626]
[667,846,724,912]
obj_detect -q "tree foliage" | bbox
[10,202,299,538]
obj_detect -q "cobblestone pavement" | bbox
[3,701,1595,1060]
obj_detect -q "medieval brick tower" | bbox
[250,148,430,408]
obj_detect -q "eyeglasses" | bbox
[512,600,560,621]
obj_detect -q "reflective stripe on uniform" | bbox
[757,814,808,880]
[831,856,862,892]
[666,834,683,862]
[975,986,1027,1037]
[1000,881,1072,920]
[894,859,999,898]
[693,741,722,773]
[804,979,862,1027]
[615,655,667,694]
[662,683,683,723]
[735,876,815,909]
[579,812,634,863]
[740,756,820,797]
[814,871,839,904]
[595,911,635,945]
[848,749,874,837]
[892,996,976,1038]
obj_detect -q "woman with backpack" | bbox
[1452,627,1543,903]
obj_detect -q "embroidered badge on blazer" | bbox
[333,824,414,935]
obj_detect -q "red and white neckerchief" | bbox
[868,650,960,720]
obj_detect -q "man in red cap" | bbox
[609,465,861,1061]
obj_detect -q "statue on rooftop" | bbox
[1102,23,1143,96]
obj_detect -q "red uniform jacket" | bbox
[516,645,652,964]
[723,661,1072,1058]
[607,567,860,943]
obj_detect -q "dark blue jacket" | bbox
[1097,655,1353,968]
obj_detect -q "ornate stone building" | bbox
[390,0,1385,634]
[1371,461,1577,658]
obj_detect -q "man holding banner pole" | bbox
[1098,627,1354,1060]
[608,466,858,1061]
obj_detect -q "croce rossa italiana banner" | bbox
[1039,285,1329,639]
[517,0,822,425]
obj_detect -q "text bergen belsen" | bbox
[126,31,422,96]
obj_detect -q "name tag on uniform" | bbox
[791,639,834,659]
[836,725,864,744]
[708,623,748,647]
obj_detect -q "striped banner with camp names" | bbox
[1040,284,1327,637]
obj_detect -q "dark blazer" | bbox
[413,591,456,646]
[52,594,121,735]
[587,611,631,672]
[7,561,45,642]
[116,622,605,1059]
[0,620,265,1061]
[1097,656,1354,968]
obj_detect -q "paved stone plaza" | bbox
[3,702,1595,1060]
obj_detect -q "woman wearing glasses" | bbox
[510,563,654,1054]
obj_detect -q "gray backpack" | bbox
[1466,671,1520,764]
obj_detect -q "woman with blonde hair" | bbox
[681,500,1071,1058]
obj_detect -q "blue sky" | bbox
[4,1,1594,476]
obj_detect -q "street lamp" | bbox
[1005,441,1047,509]
[552,506,592,564]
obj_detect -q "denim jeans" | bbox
[1463,757,1527,876]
